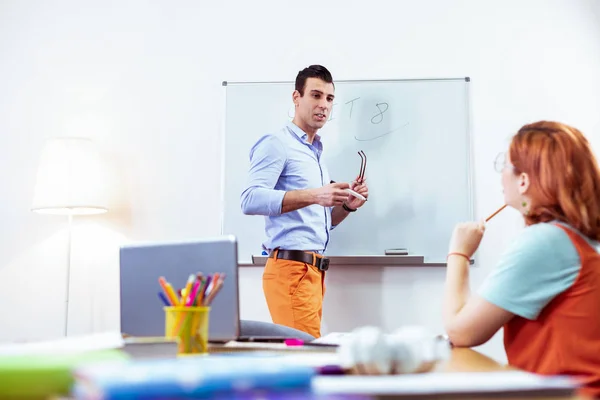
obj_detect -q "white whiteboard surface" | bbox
[222,78,473,263]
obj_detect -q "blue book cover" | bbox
[71,356,316,399]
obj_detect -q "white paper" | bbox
[313,371,578,395]
[0,331,124,356]
[311,332,349,345]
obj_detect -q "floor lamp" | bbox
[31,137,108,336]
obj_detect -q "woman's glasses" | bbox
[494,151,516,173]
[494,152,507,173]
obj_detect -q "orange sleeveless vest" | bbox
[503,224,600,397]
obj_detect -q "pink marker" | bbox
[186,280,201,306]
[284,338,339,348]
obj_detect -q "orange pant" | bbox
[262,255,326,338]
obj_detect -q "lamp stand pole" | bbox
[65,213,73,337]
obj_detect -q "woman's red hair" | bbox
[509,121,600,241]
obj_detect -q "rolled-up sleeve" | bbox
[240,134,287,216]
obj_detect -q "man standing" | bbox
[240,65,368,338]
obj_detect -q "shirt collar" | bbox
[286,121,322,146]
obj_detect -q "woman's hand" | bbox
[448,220,486,258]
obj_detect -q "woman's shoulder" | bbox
[480,222,583,320]
[512,222,581,262]
[521,221,573,243]
[515,221,600,264]
[548,221,600,253]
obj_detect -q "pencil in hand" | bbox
[485,204,507,222]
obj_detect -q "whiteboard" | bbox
[221,78,473,263]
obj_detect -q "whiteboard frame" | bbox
[220,77,474,265]
[223,77,470,86]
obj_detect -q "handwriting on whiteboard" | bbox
[288,96,409,141]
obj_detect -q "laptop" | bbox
[119,235,242,342]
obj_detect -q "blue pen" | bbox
[158,292,171,306]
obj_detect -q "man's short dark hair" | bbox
[295,65,334,96]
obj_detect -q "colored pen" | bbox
[159,277,180,306]
[186,279,201,306]
[157,292,171,306]
[202,275,213,299]
[211,272,221,294]
[182,274,196,304]
[203,280,224,306]
[196,276,207,305]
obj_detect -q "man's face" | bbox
[293,77,335,132]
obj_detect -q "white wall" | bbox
[1,0,599,362]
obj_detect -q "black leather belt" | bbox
[268,249,330,271]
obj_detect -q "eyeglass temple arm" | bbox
[358,151,367,181]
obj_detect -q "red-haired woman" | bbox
[443,121,600,397]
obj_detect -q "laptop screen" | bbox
[119,235,240,342]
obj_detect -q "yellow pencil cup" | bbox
[164,306,210,355]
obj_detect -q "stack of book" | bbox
[71,356,317,399]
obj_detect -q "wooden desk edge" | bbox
[207,344,579,398]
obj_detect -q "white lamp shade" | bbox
[32,137,108,215]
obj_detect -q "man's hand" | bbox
[345,177,369,210]
[311,182,350,207]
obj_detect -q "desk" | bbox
[436,349,580,399]
[435,347,513,373]
[210,342,509,373]
[210,343,582,399]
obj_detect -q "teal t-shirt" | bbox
[478,222,600,320]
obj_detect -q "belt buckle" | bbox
[317,257,330,271]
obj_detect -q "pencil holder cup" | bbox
[164,306,210,355]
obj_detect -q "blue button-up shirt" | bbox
[240,121,332,253]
